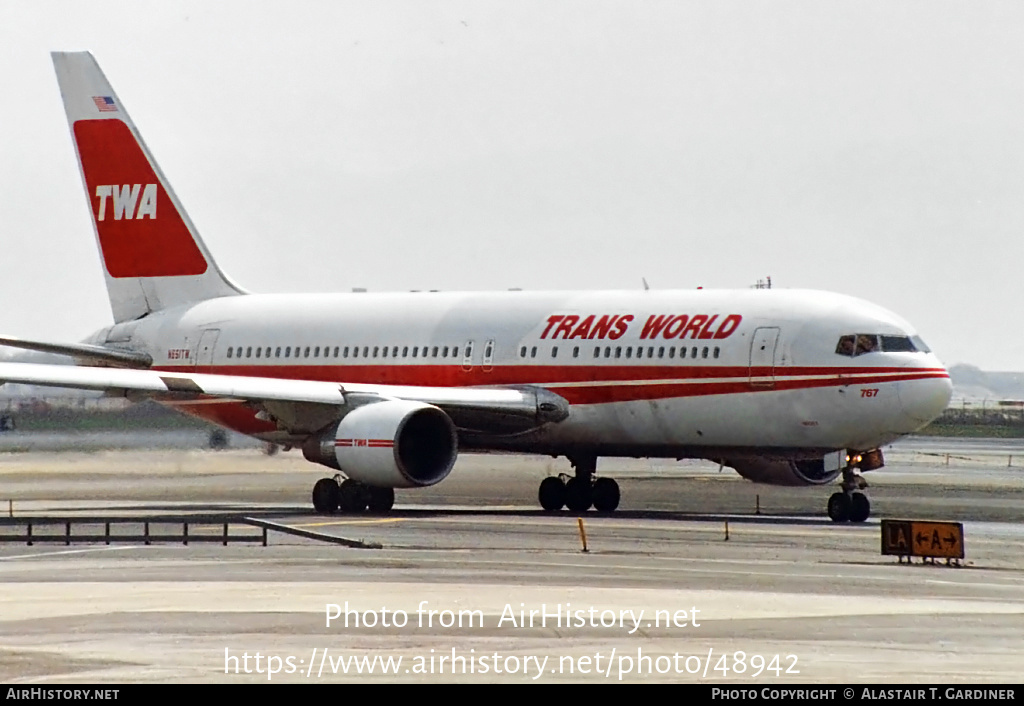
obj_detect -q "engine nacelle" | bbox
[724,456,843,486]
[303,400,457,488]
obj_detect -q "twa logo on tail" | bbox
[72,119,208,278]
[94,184,157,220]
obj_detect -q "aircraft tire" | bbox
[312,478,340,514]
[565,477,593,512]
[339,479,369,513]
[367,486,395,513]
[592,477,620,512]
[849,492,870,523]
[827,492,850,523]
[539,477,566,511]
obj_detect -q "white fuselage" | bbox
[95,287,952,459]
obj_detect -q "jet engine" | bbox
[303,400,458,487]
[723,456,843,486]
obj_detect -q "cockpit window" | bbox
[835,335,855,356]
[835,333,923,357]
[854,334,878,355]
[880,335,916,352]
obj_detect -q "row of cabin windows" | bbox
[519,345,721,360]
[226,345,461,360]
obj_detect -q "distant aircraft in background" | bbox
[0,52,952,522]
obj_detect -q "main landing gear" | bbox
[538,456,621,513]
[826,466,870,523]
[311,475,395,514]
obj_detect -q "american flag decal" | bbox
[92,96,117,112]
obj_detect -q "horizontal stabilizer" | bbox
[0,336,152,368]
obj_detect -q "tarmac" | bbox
[1,436,1023,683]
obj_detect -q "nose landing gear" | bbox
[827,465,871,523]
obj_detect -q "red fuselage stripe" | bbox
[162,362,948,388]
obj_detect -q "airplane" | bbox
[0,51,953,523]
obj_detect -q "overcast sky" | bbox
[2,2,1023,370]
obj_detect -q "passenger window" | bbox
[691,347,698,358]
[442,346,449,357]
[520,346,527,358]
[362,346,368,357]
[593,347,600,358]
[342,347,347,358]
[573,346,579,358]
[702,347,708,358]
[658,347,664,358]
[275,347,281,358]
[382,347,389,358]
[412,347,418,358]
[334,347,340,357]
[432,347,439,357]
[403,346,409,357]
[453,347,460,358]
[314,347,320,357]
[625,347,632,359]
[668,348,675,359]
[551,346,558,358]
[353,347,359,358]
[227,348,233,359]
[713,347,720,359]
[246,347,252,358]
[615,347,622,359]
[531,347,537,358]
[680,347,686,359]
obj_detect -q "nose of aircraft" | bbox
[896,362,953,425]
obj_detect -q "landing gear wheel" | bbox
[312,478,340,514]
[538,477,566,511]
[592,477,620,512]
[849,492,870,523]
[565,477,593,512]
[339,479,369,512]
[827,492,850,523]
[367,486,395,513]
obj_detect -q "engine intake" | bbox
[303,400,457,487]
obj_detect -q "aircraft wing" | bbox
[0,362,569,436]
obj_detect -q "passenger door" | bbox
[748,327,779,389]
[194,329,220,371]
